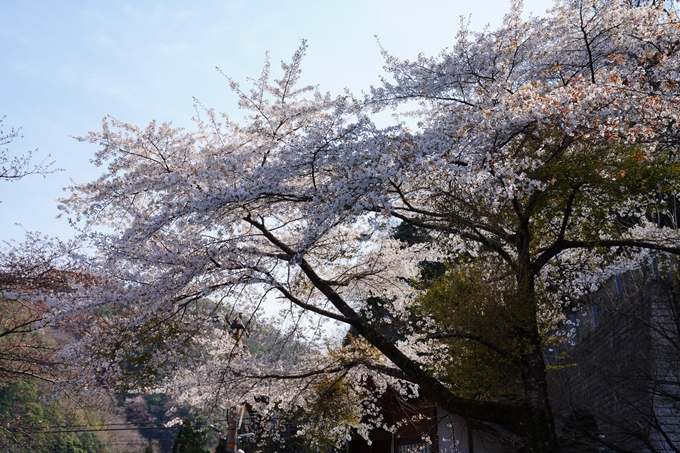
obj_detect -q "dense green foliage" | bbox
[417,259,525,403]
[0,378,107,453]
[171,420,210,453]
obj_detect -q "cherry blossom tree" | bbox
[0,116,57,184]
[58,1,680,451]
[0,117,67,383]
[0,234,75,382]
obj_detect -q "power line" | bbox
[26,426,178,434]
[14,418,232,434]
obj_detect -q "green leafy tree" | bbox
[417,259,525,403]
[171,420,209,453]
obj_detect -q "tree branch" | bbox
[243,214,527,428]
[429,331,517,362]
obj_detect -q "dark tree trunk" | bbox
[518,347,560,452]
[515,236,560,453]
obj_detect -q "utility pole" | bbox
[227,407,238,453]
[226,315,247,453]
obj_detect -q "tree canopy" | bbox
[57,1,680,451]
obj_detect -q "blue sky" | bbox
[1,0,549,242]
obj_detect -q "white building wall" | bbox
[436,408,506,453]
